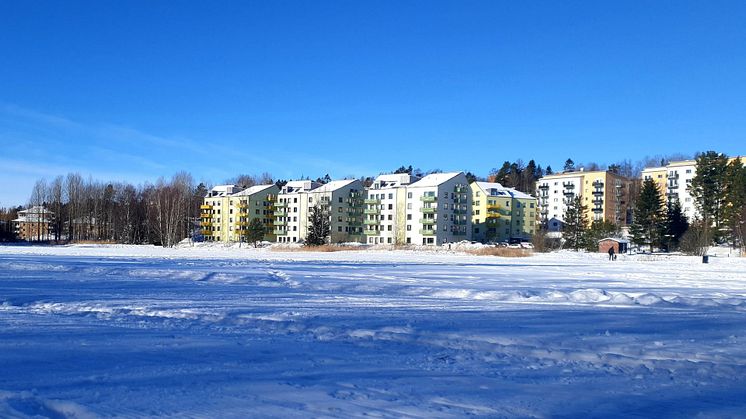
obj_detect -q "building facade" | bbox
[536,170,631,228]
[307,179,366,244]
[201,184,279,242]
[405,172,471,246]
[363,174,417,245]
[470,182,537,243]
[13,205,54,241]
[273,180,320,243]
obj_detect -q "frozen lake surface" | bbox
[1,245,745,417]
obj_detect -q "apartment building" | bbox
[405,172,471,246]
[470,182,537,243]
[229,184,280,242]
[536,170,631,227]
[642,156,744,221]
[274,180,320,243]
[13,205,54,241]
[363,173,418,245]
[307,179,366,243]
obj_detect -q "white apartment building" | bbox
[274,180,320,243]
[200,185,239,241]
[536,173,583,223]
[363,173,418,245]
[404,172,471,246]
[307,179,365,243]
[642,160,698,220]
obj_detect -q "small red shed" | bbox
[598,238,629,254]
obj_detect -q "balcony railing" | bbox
[364,198,380,205]
[200,204,212,210]
[273,228,286,235]
[562,182,575,189]
[200,213,211,218]
[592,189,604,196]
[453,209,467,215]
[420,195,437,203]
[592,180,604,188]
[363,219,379,225]
[363,230,379,236]
[592,207,603,213]
[201,229,212,235]
[420,218,436,225]
[539,184,549,190]
[420,207,436,214]
[419,229,436,236]
[452,230,467,236]
[363,208,380,215]
[200,221,212,227]
[274,201,287,207]
[273,219,286,226]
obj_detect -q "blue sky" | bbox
[1,1,745,206]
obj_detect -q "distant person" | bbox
[608,246,615,261]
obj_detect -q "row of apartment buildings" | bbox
[201,172,539,245]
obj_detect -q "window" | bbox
[406,225,411,231]
[407,192,412,198]
[388,193,393,199]
[407,203,412,209]
[338,226,342,232]
[407,214,412,220]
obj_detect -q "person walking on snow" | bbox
[608,246,615,261]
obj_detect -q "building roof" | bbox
[310,179,357,193]
[282,180,321,193]
[207,185,237,197]
[231,184,275,197]
[598,237,629,244]
[372,173,418,188]
[475,182,534,200]
[408,172,462,188]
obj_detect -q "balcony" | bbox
[273,219,286,226]
[200,204,213,210]
[562,182,575,189]
[364,198,381,205]
[486,212,500,219]
[453,209,467,215]
[419,229,436,236]
[452,230,467,236]
[592,180,604,188]
[201,229,212,236]
[420,218,436,225]
[200,221,212,227]
[420,195,437,203]
[363,219,379,225]
[592,198,603,205]
[273,228,286,235]
[363,229,379,236]
[592,207,604,213]
[235,221,249,227]
[539,184,549,190]
[454,220,468,225]
[237,212,248,218]
[420,207,436,214]
[237,202,248,209]
[454,185,468,193]
[199,212,212,218]
[592,189,604,196]
[563,191,575,197]
[364,208,380,215]
[274,201,287,208]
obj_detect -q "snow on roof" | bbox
[598,237,629,243]
[207,185,237,197]
[231,184,274,197]
[310,179,357,193]
[408,172,462,188]
[372,173,417,188]
[282,180,321,193]
[475,182,535,200]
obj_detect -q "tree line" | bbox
[21,172,206,247]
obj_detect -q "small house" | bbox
[598,237,629,254]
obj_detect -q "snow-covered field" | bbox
[1,245,745,418]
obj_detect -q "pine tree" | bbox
[306,204,330,246]
[563,196,588,251]
[246,217,266,247]
[631,178,665,252]
[664,199,689,251]
[722,158,746,249]
[545,165,554,175]
[564,158,575,172]
[689,151,729,242]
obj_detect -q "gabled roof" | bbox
[231,184,275,197]
[310,179,357,193]
[598,237,629,243]
[475,182,535,200]
[282,180,321,193]
[408,172,462,188]
[372,173,418,188]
